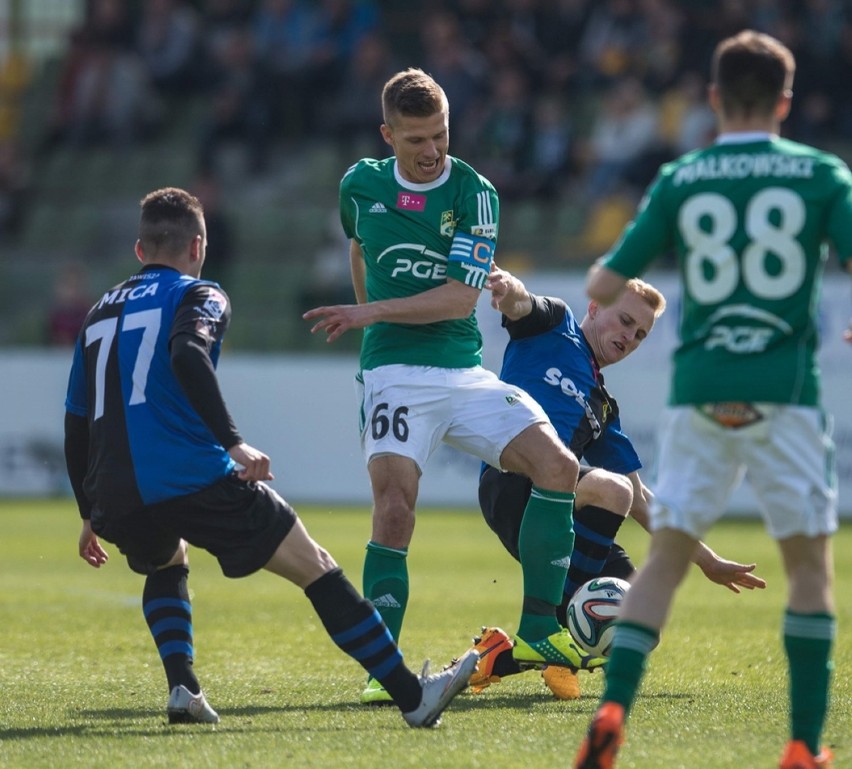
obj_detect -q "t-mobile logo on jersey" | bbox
[396,192,426,211]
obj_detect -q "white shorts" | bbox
[357,364,549,473]
[651,405,838,540]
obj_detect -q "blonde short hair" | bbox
[625,277,666,318]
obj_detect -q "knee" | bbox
[528,435,579,491]
[577,472,633,515]
[500,425,579,492]
[372,489,416,548]
[373,487,416,522]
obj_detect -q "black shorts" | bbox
[478,466,531,561]
[478,465,635,578]
[91,473,297,577]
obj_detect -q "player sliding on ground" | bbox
[461,266,765,700]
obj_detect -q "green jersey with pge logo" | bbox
[340,156,498,371]
[602,135,852,406]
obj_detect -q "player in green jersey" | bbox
[304,68,603,705]
[574,30,852,769]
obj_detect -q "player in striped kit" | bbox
[64,186,477,728]
[469,266,765,700]
[304,68,600,705]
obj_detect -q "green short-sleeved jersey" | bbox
[602,135,852,406]
[340,156,498,370]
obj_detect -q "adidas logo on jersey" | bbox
[372,593,402,608]
[369,201,387,213]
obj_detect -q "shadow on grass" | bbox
[0,701,409,741]
[456,688,694,714]
[1,691,697,742]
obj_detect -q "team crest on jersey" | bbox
[440,210,456,237]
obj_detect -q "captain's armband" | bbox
[448,233,495,290]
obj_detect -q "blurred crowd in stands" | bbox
[2,0,852,248]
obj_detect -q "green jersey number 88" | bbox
[679,187,806,304]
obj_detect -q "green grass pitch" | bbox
[0,498,848,768]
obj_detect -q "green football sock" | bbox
[363,541,409,644]
[601,621,658,716]
[784,610,835,755]
[517,486,575,640]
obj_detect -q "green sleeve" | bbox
[824,159,852,266]
[602,173,675,278]
[339,167,357,241]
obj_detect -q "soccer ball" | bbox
[566,576,630,657]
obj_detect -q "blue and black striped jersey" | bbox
[498,294,641,475]
[65,265,236,515]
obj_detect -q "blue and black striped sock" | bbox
[142,565,199,695]
[558,505,626,625]
[305,568,420,711]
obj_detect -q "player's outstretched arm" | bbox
[692,542,767,593]
[302,301,382,342]
[304,279,478,343]
[630,474,766,593]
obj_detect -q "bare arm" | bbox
[586,263,629,306]
[691,540,767,593]
[625,471,652,532]
[485,264,533,320]
[78,519,109,568]
[350,240,367,304]
[303,278,480,344]
[627,472,766,592]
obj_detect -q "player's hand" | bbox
[485,265,531,320]
[843,319,852,343]
[229,442,274,482]
[79,520,109,568]
[485,264,510,308]
[698,558,767,593]
[303,304,375,343]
